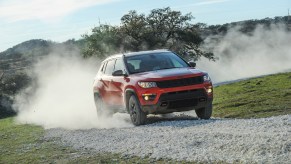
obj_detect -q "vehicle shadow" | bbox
[144,113,219,128]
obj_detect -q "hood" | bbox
[130,67,205,80]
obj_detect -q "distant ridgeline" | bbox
[0,39,55,60]
[0,39,84,72]
[200,16,290,38]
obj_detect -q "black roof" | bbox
[104,49,171,61]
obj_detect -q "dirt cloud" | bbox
[13,52,132,129]
[198,24,291,83]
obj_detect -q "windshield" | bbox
[125,52,189,74]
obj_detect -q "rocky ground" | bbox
[45,114,291,163]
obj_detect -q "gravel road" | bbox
[45,114,291,163]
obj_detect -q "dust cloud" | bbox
[12,24,291,129]
[198,24,291,83]
[13,52,132,129]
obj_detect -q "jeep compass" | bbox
[93,50,213,125]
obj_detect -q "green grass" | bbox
[0,118,185,164]
[213,72,291,118]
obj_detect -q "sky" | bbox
[0,0,290,52]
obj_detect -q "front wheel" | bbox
[195,102,212,119]
[128,95,146,126]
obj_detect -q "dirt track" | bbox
[45,114,291,163]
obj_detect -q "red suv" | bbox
[93,50,213,125]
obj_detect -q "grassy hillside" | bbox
[213,72,291,118]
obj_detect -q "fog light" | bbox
[142,93,156,101]
[207,88,212,93]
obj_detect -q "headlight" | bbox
[203,74,211,82]
[138,82,157,88]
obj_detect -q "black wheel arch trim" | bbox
[124,88,139,113]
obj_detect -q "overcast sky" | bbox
[0,0,290,52]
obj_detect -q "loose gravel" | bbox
[45,114,291,163]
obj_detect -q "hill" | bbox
[0,39,55,60]
[200,16,291,37]
[0,39,85,72]
[213,72,291,118]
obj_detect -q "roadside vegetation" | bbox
[213,72,291,118]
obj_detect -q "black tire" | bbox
[195,102,212,119]
[94,94,110,118]
[128,95,146,126]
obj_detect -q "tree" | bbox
[120,10,148,51]
[82,24,123,59]
[120,7,214,61]
[83,7,214,61]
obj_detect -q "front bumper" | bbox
[141,88,213,114]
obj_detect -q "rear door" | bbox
[100,59,116,105]
[110,57,126,106]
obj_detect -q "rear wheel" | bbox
[128,95,146,126]
[94,94,110,118]
[195,102,212,119]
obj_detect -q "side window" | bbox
[104,59,115,75]
[99,62,106,74]
[114,58,125,72]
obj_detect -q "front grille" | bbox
[168,98,198,109]
[156,76,203,88]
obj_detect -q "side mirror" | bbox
[188,61,196,68]
[112,70,127,76]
